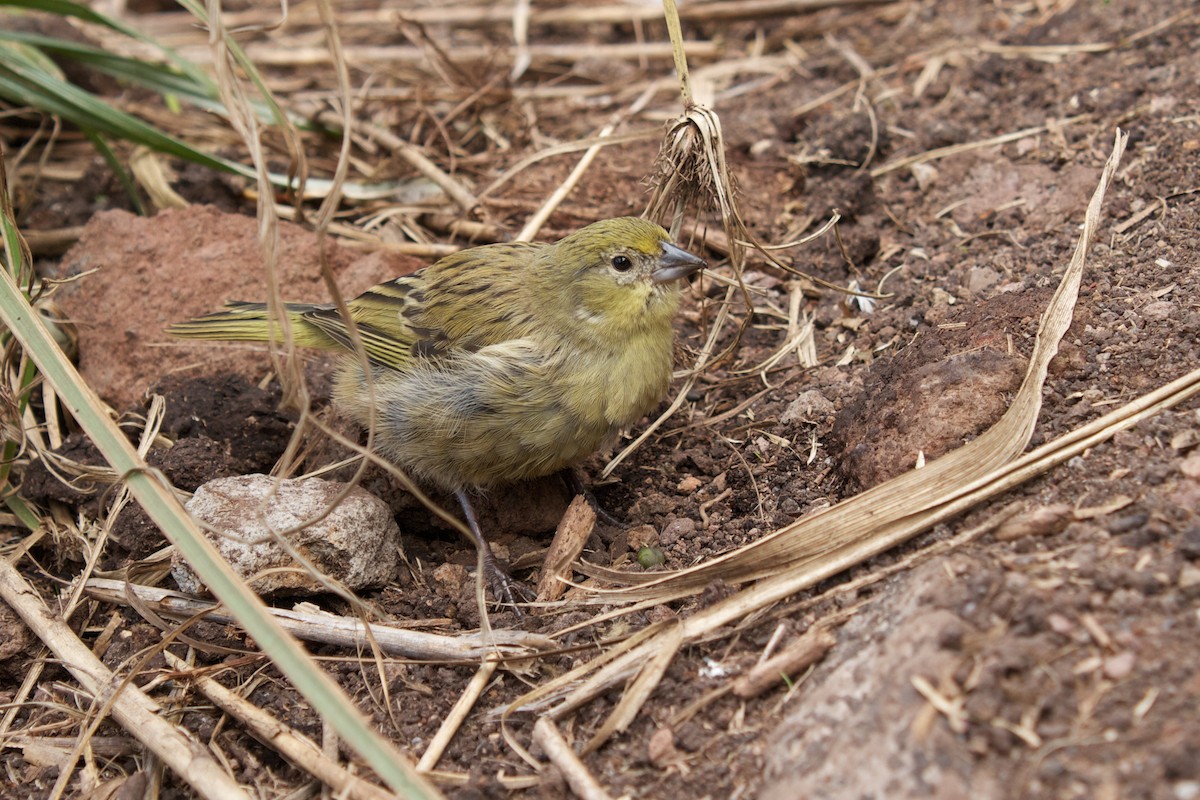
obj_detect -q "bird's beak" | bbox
[651,242,706,284]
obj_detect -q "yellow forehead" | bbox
[566,217,670,256]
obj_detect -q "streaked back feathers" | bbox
[169,216,687,370]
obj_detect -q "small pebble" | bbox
[1178,564,1200,590]
[1180,453,1200,481]
[626,524,658,550]
[1102,651,1136,681]
[661,517,697,546]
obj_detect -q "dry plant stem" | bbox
[536,496,596,604]
[84,579,551,660]
[0,559,250,800]
[532,718,615,800]
[662,0,693,106]
[22,227,85,256]
[220,41,719,68]
[313,110,478,212]
[870,114,1089,177]
[205,0,305,414]
[748,506,1021,635]
[272,204,463,256]
[0,405,164,762]
[477,131,657,202]
[422,771,541,790]
[209,0,471,644]
[261,0,394,612]
[516,86,656,241]
[731,627,837,698]
[160,651,393,800]
[511,0,532,80]
[582,621,684,753]
[143,0,894,31]
[417,656,501,773]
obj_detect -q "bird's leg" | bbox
[558,468,623,527]
[453,489,525,610]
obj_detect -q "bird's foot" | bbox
[480,552,532,612]
[455,488,530,613]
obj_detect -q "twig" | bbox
[22,227,85,256]
[0,559,250,800]
[143,0,895,31]
[870,114,1090,177]
[731,627,837,698]
[532,718,614,800]
[85,578,551,660]
[194,41,721,68]
[162,651,394,800]
[417,656,501,772]
[516,86,657,241]
[313,111,478,213]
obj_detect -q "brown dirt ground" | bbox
[3,1,1200,798]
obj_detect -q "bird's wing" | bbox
[302,242,545,371]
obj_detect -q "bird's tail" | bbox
[168,301,336,349]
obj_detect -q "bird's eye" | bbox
[611,255,633,272]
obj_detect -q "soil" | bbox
[3,1,1199,798]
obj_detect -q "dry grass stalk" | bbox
[20,227,85,256]
[140,0,898,34]
[477,130,657,203]
[870,113,1090,177]
[421,770,541,790]
[129,148,190,210]
[311,110,478,212]
[0,559,250,800]
[581,619,683,753]
[161,651,394,800]
[416,656,500,773]
[516,86,658,242]
[533,718,615,800]
[731,627,837,698]
[178,40,722,68]
[84,578,551,660]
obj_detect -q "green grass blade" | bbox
[0,55,254,178]
[0,30,219,105]
[5,494,41,530]
[0,0,213,89]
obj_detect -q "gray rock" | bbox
[172,475,400,595]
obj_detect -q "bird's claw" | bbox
[484,562,531,614]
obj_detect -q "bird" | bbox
[169,216,706,605]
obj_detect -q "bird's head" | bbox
[545,217,706,335]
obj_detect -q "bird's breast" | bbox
[555,324,675,428]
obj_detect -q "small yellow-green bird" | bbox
[170,216,705,604]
